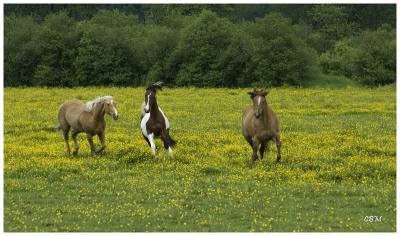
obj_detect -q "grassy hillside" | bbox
[4,86,396,231]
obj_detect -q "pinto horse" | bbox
[58,96,119,155]
[242,89,281,163]
[140,82,176,157]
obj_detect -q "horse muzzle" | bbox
[112,113,119,120]
[255,112,261,119]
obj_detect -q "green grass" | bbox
[4,86,396,232]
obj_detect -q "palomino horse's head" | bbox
[102,96,119,120]
[248,89,269,119]
[87,96,119,120]
[144,81,164,113]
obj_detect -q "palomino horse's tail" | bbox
[53,124,61,131]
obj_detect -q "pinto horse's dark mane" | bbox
[146,81,164,91]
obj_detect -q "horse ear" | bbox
[248,91,255,98]
[263,90,269,96]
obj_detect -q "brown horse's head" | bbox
[248,89,269,119]
[144,82,163,113]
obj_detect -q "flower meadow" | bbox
[4,86,396,232]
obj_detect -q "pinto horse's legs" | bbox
[71,130,80,155]
[96,131,106,154]
[86,133,96,155]
[274,135,282,163]
[161,132,173,156]
[142,133,151,147]
[148,133,157,157]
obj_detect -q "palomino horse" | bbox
[140,81,176,157]
[242,89,281,162]
[58,96,119,155]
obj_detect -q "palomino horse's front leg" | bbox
[96,132,106,154]
[86,133,96,155]
[63,131,71,154]
[71,130,80,155]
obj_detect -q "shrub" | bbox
[319,25,395,86]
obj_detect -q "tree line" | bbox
[4,4,396,87]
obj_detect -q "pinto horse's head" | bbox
[248,89,269,119]
[144,81,164,113]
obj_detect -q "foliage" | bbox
[170,11,235,87]
[4,16,40,86]
[319,25,396,86]
[244,13,317,86]
[307,5,359,53]
[32,12,80,87]
[3,5,396,87]
[4,87,396,231]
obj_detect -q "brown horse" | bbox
[242,89,281,162]
[140,81,176,158]
[58,96,119,155]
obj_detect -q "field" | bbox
[4,86,396,232]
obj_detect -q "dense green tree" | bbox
[245,13,317,86]
[3,4,396,87]
[4,16,40,86]
[74,10,142,86]
[32,12,79,86]
[308,5,359,52]
[168,11,235,87]
[319,25,395,86]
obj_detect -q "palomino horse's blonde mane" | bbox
[85,96,113,112]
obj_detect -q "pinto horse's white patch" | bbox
[148,133,156,156]
[144,94,151,112]
[140,112,151,137]
[158,107,170,129]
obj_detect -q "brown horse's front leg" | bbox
[95,132,106,154]
[251,137,259,161]
[71,130,80,155]
[260,142,266,160]
[86,133,96,155]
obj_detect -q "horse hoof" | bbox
[72,151,78,156]
[247,160,255,168]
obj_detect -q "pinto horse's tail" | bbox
[162,131,176,148]
[168,134,177,147]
